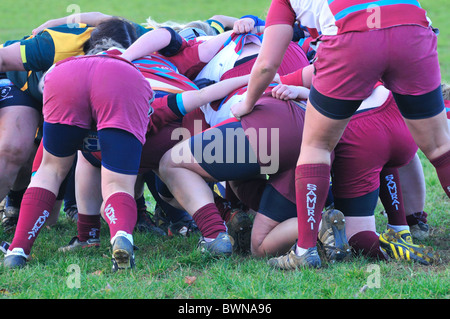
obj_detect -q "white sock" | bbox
[387,224,410,233]
[295,245,308,256]
[110,230,133,246]
[6,247,28,258]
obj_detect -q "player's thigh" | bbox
[161,138,217,182]
[0,105,40,155]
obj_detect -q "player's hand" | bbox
[233,18,255,34]
[271,84,299,100]
[230,100,253,120]
[272,84,310,101]
[32,20,55,35]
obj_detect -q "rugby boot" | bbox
[135,209,166,236]
[318,209,352,262]
[379,229,440,265]
[226,209,253,254]
[1,196,20,232]
[153,205,198,236]
[407,211,430,241]
[111,232,135,272]
[198,232,233,257]
[58,236,101,252]
[64,205,79,222]
[168,216,198,237]
[410,221,430,241]
[153,204,170,232]
[267,244,321,270]
[0,197,5,218]
[3,247,28,269]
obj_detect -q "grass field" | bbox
[0,0,448,303]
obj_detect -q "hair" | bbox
[144,16,217,36]
[442,83,450,101]
[84,17,138,54]
[85,38,126,55]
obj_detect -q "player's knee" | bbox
[250,243,265,258]
[0,142,32,168]
[159,149,179,178]
[249,233,266,258]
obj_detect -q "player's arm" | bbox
[151,75,251,130]
[197,30,232,63]
[209,14,265,34]
[32,12,112,35]
[122,26,232,63]
[271,65,312,100]
[208,15,239,30]
[230,23,292,118]
[279,64,314,88]
[165,74,251,119]
[121,27,177,61]
[0,42,26,72]
[181,74,251,113]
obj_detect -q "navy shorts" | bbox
[44,124,142,175]
[309,84,444,121]
[334,189,379,217]
[0,77,42,111]
[189,120,261,181]
[258,184,296,223]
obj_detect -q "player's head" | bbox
[183,20,217,36]
[84,17,138,54]
[144,16,217,40]
[178,27,208,41]
[442,83,450,101]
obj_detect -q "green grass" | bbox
[422,0,450,83]
[0,0,449,301]
[0,212,448,299]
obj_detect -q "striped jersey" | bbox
[132,54,199,95]
[195,32,262,83]
[266,0,431,36]
[104,48,198,96]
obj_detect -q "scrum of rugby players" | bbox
[0,1,447,271]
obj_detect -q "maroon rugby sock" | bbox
[430,149,450,198]
[77,213,101,242]
[349,231,388,260]
[379,167,407,226]
[193,203,227,239]
[295,164,330,249]
[406,211,428,226]
[103,192,137,241]
[9,187,56,255]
